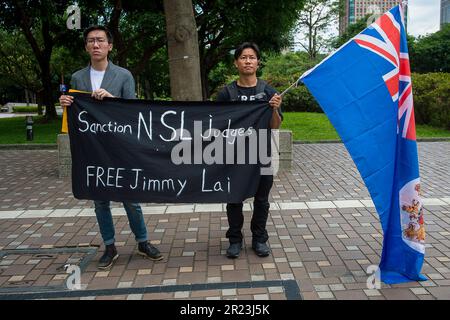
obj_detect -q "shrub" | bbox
[262,51,324,112]
[281,85,322,112]
[412,73,450,129]
[13,106,38,113]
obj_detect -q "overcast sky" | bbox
[408,0,441,37]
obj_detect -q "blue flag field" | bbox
[300,4,426,284]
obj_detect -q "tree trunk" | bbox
[163,0,202,101]
[144,79,152,100]
[25,89,29,106]
[200,60,209,100]
[41,60,56,120]
[14,0,56,120]
[308,11,314,59]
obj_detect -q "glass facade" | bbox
[340,1,406,35]
[442,0,450,27]
[349,0,355,24]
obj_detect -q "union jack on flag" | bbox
[300,4,426,284]
[353,7,416,140]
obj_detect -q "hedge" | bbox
[261,53,449,129]
[262,52,324,113]
[12,106,39,113]
[412,73,450,129]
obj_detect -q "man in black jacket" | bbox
[216,42,282,258]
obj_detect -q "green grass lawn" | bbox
[0,116,62,144]
[282,112,450,141]
[0,113,449,144]
[282,112,340,141]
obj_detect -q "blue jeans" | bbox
[94,201,148,245]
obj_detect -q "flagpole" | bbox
[400,0,408,30]
[279,79,302,97]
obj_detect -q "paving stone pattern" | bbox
[0,142,449,300]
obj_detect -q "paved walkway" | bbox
[0,142,449,300]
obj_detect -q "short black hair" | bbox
[83,25,113,44]
[234,42,261,60]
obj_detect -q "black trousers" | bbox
[226,175,273,244]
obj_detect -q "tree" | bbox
[1,0,307,105]
[0,1,170,110]
[410,24,450,73]
[331,14,371,49]
[332,14,416,58]
[0,0,77,119]
[261,51,324,112]
[79,0,168,97]
[79,0,167,74]
[0,29,41,104]
[163,0,202,100]
[194,0,305,98]
[295,0,340,59]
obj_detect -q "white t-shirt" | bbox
[90,67,105,91]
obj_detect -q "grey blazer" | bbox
[70,61,136,99]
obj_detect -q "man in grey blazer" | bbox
[59,25,163,270]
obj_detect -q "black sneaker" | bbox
[226,242,242,259]
[252,241,270,257]
[137,241,163,261]
[98,244,119,270]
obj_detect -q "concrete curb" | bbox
[293,137,450,144]
[0,137,449,150]
[0,144,57,150]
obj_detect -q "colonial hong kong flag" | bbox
[300,4,426,284]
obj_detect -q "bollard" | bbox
[26,115,33,141]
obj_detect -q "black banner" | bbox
[67,93,273,203]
